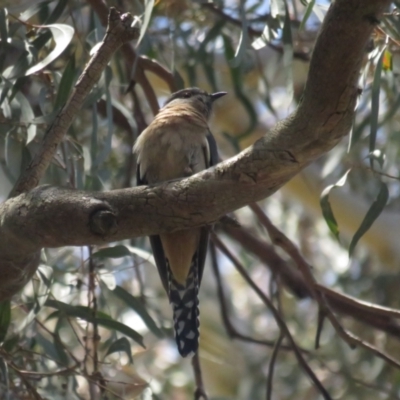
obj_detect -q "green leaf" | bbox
[53,334,70,366]
[0,301,11,343]
[105,337,134,364]
[46,299,95,320]
[137,0,154,45]
[231,1,248,68]
[197,20,225,91]
[35,332,68,365]
[54,55,76,110]
[45,299,145,347]
[113,286,164,338]
[369,47,385,168]
[93,245,132,259]
[96,318,145,348]
[44,0,69,24]
[320,170,351,241]
[19,1,51,22]
[299,0,316,31]
[25,24,75,76]
[349,182,389,257]
[282,3,294,104]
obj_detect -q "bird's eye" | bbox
[183,92,191,98]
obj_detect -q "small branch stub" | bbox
[90,209,118,237]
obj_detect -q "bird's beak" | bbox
[210,91,227,102]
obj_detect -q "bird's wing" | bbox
[206,130,219,166]
[136,163,170,292]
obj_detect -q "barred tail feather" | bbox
[167,259,200,357]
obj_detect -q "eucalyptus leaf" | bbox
[25,24,74,76]
[105,337,134,364]
[320,170,351,241]
[349,182,389,257]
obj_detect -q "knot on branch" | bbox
[89,208,118,237]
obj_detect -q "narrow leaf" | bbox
[44,0,69,24]
[299,0,316,31]
[93,245,132,259]
[96,317,145,347]
[320,170,351,241]
[282,4,294,104]
[137,0,154,45]
[25,24,74,76]
[231,1,248,68]
[105,337,134,364]
[54,55,75,110]
[45,299,145,347]
[113,286,163,338]
[349,182,389,257]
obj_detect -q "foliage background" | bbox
[1,0,400,399]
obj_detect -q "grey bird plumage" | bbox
[133,87,226,357]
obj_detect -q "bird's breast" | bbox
[136,116,209,184]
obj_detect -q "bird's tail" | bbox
[167,259,200,357]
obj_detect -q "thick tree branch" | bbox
[0,0,390,301]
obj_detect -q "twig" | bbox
[6,360,44,400]
[192,352,208,400]
[223,224,400,338]
[89,247,100,371]
[250,202,339,348]
[10,8,139,197]
[209,242,305,351]
[250,203,400,370]
[266,333,284,400]
[139,56,177,93]
[212,233,332,400]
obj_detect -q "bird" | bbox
[133,87,226,357]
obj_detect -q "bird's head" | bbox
[163,87,227,119]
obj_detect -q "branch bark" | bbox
[0,0,390,301]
